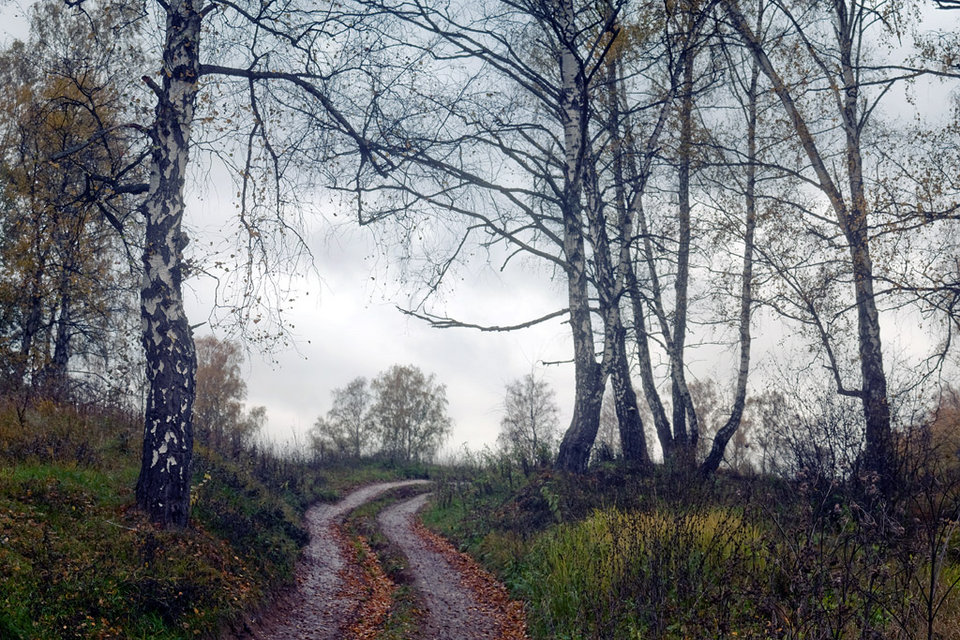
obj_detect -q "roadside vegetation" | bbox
[424,433,960,640]
[0,397,414,640]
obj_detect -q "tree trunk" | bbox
[721,0,894,490]
[19,262,46,390]
[610,344,649,465]
[44,287,72,399]
[672,31,695,459]
[582,76,649,467]
[606,57,677,462]
[135,0,202,528]
[554,0,604,473]
[838,16,893,489]
[627,267,675,459]
[701,53,759,475]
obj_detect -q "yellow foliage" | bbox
[900,386,960,475]
[536,505,767,615]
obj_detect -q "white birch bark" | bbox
[135,0,202,527]
[554,0,606,473]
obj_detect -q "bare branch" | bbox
[397,306,568,332]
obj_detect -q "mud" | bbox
[226,480,431,640]
[378,493,504,640]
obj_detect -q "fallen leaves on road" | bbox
[336,527,395,640]
[414,520,529,640]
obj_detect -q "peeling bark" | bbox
[135,0,202,527]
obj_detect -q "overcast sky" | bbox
[2,0,957,456]
[183,189,578,454]
[0,0,580,454]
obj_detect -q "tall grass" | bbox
[520,506,769,638]
[423,458,960,640]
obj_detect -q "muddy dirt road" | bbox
[379,493,509,640]
[227,480,430,640]
[226,480,526,640]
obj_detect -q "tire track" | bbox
[227,479,430,640]
[378,493,528,640]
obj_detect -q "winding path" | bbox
[226,480,525,640]
[379,493,504,640]
[228,480,430,640]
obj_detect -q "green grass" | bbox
[0,398,418,639]
[517,506,770,638]
[422,455,960,640]
[0,461,250,639]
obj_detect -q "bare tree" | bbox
[498,373,561,471]
[698,0,764,474]
[719,0,960,493]
[44,0,400,525]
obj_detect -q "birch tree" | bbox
[370,365,451,464]
[0,1,143,402]
[718,0,960,491]
[340,0,679,472]
[42,0,394,525]
[313,377,375,459]
[499,373,561,469]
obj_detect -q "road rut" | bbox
[227,480,430,640]
[379,493,525,640]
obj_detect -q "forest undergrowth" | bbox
[423,451,960,640]
[0,397,413,639]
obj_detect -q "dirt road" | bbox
[226,480,526,640]
[379,493,506,639]
[227,480,430,640]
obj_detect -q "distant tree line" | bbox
[311,364,452,465]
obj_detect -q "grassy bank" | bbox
[422,456,960,639]
[0,398,413,639]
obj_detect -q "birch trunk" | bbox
[597,57,652,467]
[135,0,202,527]
[721,0,894,489]
[554,0,605,473]
[608,63,677,461]
[585,144,649,467]
[701,55,759,475]
[672,40,695,453]
[838,6,893,489]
